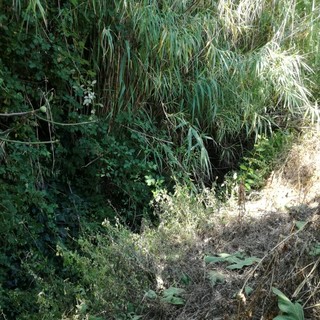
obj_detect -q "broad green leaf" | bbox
[205,253,259,270]
[218,253,233,258]
[272,287,304,320]
[292,302,304,319]
[204,253,241,263]
[240,164,248,171]
[204,255,226,263]
[272,287,293,313]
[225,256,243,264]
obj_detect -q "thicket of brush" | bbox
[0,0,319,319]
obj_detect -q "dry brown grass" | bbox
[140,128,320,320]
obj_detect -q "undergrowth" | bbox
[0,0,319,319]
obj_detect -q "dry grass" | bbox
[139,127,320,320]
[246,127,320,213]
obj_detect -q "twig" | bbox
[0,136,59,145]
[81,154,103,168]
[36,114,98,126]
[0,110,38,117]
[300,257,320,307]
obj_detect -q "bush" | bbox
[39,222,154,319]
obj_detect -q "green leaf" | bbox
[240,164,248,171]
[145,175,156,186]
[204,255,226,263]
[207,271,225,286]
[205,253,241,264]
[295,221,307,230]
[145,290,157,300]
[227,257,260,270]
[272,287,304,320]
[161,287,185,305]
[180,273,191,285]
[294,304,304,319]
[205,253,259,270]
[309,243,320,256]
[272,287,293,313]
[162,287,185,297]
[161,296,185,305]
[245,286,253,295]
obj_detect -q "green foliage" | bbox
[161,287,185,306]
[244,286,254,296]
[0,0,319,318]
[55,222,153,319]
[6,222,154,319]
[145,290,158,300]
[237,131,293,190]
[205,252,261,270]
[145,287,186,306]
[272,287,305,320]
[309,243,320,256]
[180,273,191,286]
[0,141,81,319]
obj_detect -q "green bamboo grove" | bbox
[1,0,319,177]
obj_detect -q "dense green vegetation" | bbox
[0,0,319,319]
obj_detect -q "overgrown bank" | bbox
[137,129,320,319]
[0,0,319,319]
[3,129,318,320]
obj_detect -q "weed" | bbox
[272,287,305,320]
